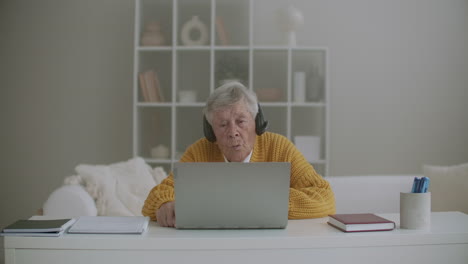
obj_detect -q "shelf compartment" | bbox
[138,51,172,102]
[177,50,210,102]
[214,0,250,46]
[137,107,172,160]
[178,0,212,47]
[214,50,249,87]
[138,0,173,47]
[176,106,205,158]
[253,50,288,102]
[292,50,326,103]
[291,106,325,138]
[261,106,287,137]
[291,106,326,160]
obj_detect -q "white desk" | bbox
[4,212,468,264]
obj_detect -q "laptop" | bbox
[174,162,291,229]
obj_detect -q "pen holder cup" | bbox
[400,192,431,230]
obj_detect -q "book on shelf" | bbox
[142,69,164,103]
[67,216,150,234]
[1,218,75,237]
[152,70,165,102]
[327,213,396,233]
[138,72,151,102]
[143,70,158,102]
[215,16,229,46]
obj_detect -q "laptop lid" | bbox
[174,162,291,229]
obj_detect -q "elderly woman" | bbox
[142,82,335,227]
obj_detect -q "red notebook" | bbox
[327,213,396,232]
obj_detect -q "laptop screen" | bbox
[174,162,291,229]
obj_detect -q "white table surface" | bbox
[4,212,468,264]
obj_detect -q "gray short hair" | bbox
[203,81,258,125]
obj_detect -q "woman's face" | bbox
[211,101,257,162]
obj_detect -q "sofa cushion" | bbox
[75,157,166,216]
[43,185,98,218]
[423,162,468,213]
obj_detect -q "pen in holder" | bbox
[400,192,431,230]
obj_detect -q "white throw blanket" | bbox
[64,157,167,216]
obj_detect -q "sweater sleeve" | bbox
[141,143,195,221]
[257,133,335,219]
[141,174,175,221]
[287,144,336,219]
[288,161,336,219]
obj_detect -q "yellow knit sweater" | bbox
[142,132,336,221]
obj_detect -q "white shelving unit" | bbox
[133,0,330,176]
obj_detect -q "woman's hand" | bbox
[156,201,176,227]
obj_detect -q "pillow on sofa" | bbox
[75,157,167,216]
[423,162,468,213]
[43,185,98,217]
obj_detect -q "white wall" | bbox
[1,0,467,261]
[255,0,468,175]
[0,1,134,260]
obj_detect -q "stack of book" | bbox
[1,218,76,237]
[139,69,165,102]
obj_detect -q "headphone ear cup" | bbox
[255,104,268,135]
[203,115,216,142]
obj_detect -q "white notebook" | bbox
[67,216,149,234]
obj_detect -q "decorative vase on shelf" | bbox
[293,72,306,103]
[141,21,166,46]
[180,16,209,46]
[178,90,197,103]
[276,5,304,46]
[307,66,324,102]
[150,144,169,159]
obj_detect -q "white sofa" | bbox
[42,173,418,218]
[326,175,415,214]
[43,159,468,217]
[42,157,167,218]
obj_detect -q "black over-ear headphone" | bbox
[203,103,268,142]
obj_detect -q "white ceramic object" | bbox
[178,90,197,103]
[293,72,306,103]
[277,5,304,46]
[400,192,431,230]
[180,16,209,46]
[151,144,170,159]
